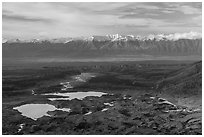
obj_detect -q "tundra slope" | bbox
[2,61,202,135]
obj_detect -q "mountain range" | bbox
[2,32,202,60]
[3,31,202,44]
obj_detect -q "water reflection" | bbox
[13,104,71,120]
[44,91,107,101]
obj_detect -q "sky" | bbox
[2,2,202,39]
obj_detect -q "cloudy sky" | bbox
[2,2,202,39]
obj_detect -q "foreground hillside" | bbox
[157,61,201,95]
[156,61,202,111]
[2,60,201,135]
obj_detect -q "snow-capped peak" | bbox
[107,34,126,41]
[31,39,40,43]
[2,38,7,43]
[146,34,156,40]
[127,35,135,38]
[84,36,94,41]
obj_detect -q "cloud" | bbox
[165,31,202,40]
[2,9,13,14]
[160,10,175,14]
[2,13,54,23]
[2,2,202,39]
[177,5,201,15]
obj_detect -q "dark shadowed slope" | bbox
[157,61,202,97]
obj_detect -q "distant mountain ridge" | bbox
[2,32,202,59]
[3,31,202,44]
